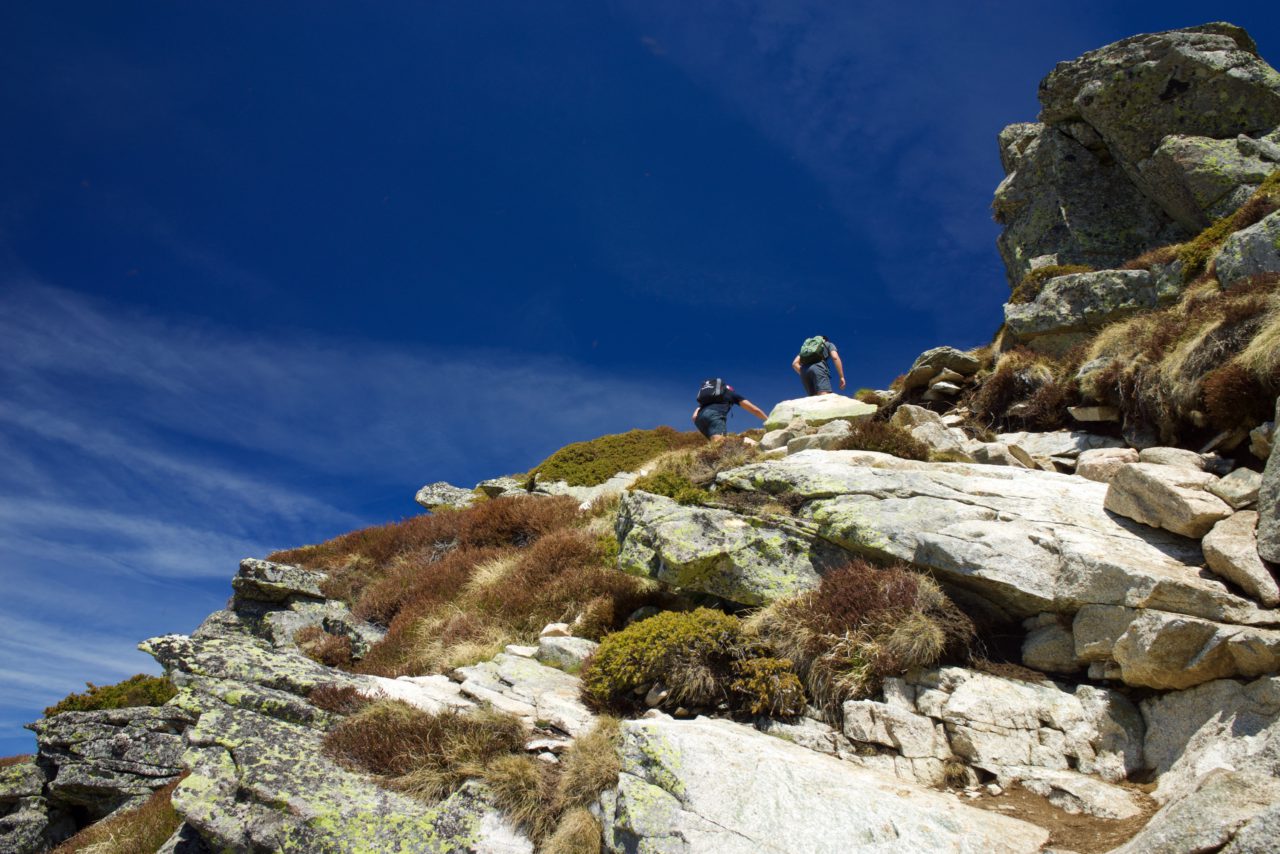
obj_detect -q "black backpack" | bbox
[697,377,728,405]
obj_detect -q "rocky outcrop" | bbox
[454,653,596,737]
[1214,209,1280,288]
[718,451,1270,627]
[0,759,71,854]
[28,706,193,821]
[995,23,1280,282]
[1073,604,1280,689]
[889,405,973,462]
[1076,448,1139,483]
[993,122,1182,283]
[232,558,326,604]
[1003,269,1176,354]
[615,490,846,606]
[763,395,875,431]
[601,714,1050,853]
[414,481,478,511]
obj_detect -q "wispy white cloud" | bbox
[0,280,688,748]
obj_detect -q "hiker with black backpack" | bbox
[693,378,767,440]
[792,335,846,396]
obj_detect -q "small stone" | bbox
[929,368,966,387]
[1076,448,1139,483]
[1208,468,1263,510]
[504,644,538,658]
[1104,463,1233,538]
[986,784,1003,797]
[1249,421,1274,460]
[536,752,559,765]
[923,381,962,399]
[539,623,571,638]
[1202,512,1280,607]
[1138,446,1209,470]
[644,684,670,708]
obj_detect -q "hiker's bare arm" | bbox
[831,349,847,389]
[739,400,767,421]
[791,355,802,375]
[692,407,700,424]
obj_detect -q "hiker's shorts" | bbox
[695,408,728,438]
[801,363,832,395]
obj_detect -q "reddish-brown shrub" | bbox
[308,684,374,716]
[294,626,355,669]
[270,511,463,573]
[1202,362,1273,430]
[0,754,32,768]
[324,701,525,783]
[353,546,501,626]
[456,495,579,549]
[51,777,184,854]
[1121,244,1181,271]
[811,560,920,633]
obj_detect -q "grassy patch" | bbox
[51,777,184,854]
[745,559,974,717]
[1009,264,1094,305]
[832,420,930,461]
[628,471,710,505]
[0,754,33,768]
[966,348,1076,431]
[45,674,176,717]
[1084,274,1280,443]
[530,427,704,487]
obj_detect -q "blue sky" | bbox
[2,2,1278,754]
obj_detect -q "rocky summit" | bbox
[6,21,1280,854]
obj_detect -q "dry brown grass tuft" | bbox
[554,718,621,811]
[51,777,184,854]
[0,754,33,768]
[1084,274,1280,444]
[482,754,559,840]
[543,807,603,854]
[324,701,527,800]
[832,420,930,461]
[1121,244,1181,271]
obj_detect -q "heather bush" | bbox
[745,560,974,716]
[0,754,32,768]
[293,626,354,669]
[832,420,929,461]
[45,674,176,716]
[307,684,374,716]
[531,427,703,487]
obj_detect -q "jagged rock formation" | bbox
[995,22,1280,283]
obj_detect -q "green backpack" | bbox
[799,336,827,365]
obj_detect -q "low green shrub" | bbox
[45,674,177,716]
[1009,264,1094,304]
[531,427,703,487]
[581,608,742,710]
[628,470,710,505]
[729,657,806,716]
[832,420,929,461]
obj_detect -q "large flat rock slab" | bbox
[764,395,876,431]
[602,715,1049,853]
[616,490,847,606]
[718,451,1274,626]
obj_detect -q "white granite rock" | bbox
[1203,511,1280,607]
[1104,462,1233,538]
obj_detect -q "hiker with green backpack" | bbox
[792,335,846,396]
[692,378,768,440]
